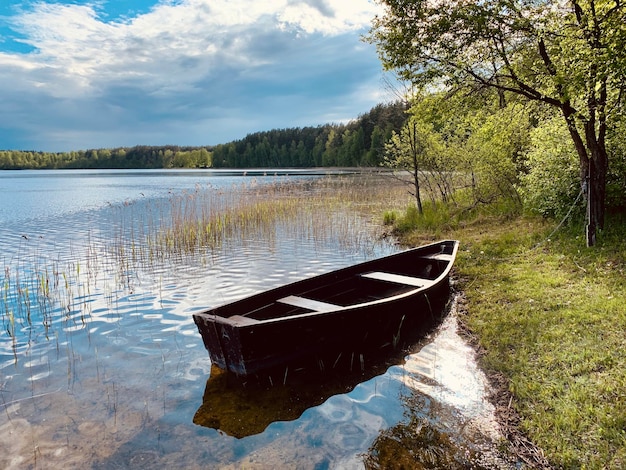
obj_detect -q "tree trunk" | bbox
[562,111,607,247]
[410,120,424,214]
[586,147,608,247]
[412,166,423,214]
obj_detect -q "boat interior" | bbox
[227,253,453,322]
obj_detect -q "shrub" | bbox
[518,118,582,220]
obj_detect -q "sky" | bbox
[0,0,394,152]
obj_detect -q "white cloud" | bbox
[0,0,387,151]
[279,0,381,34]
[7,0,380,86]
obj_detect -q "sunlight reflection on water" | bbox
[0,171,514,469]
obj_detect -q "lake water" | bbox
[0,169,514,469]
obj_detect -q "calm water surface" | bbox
[0,170,513,469]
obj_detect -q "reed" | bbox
[1,253,96,348]
[126,174,412,264]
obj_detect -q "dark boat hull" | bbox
[193,240,459,377]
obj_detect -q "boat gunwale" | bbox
[193,240,459,327]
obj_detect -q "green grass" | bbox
[397,209,626,468]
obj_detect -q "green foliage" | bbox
[606,114,626,211]
[461,103,530,204]
[389,188,523,239]
[384,93,532,216]
[368,1,625,121]
[211,101,408,168]
[0,145,212,170]
[394,204,421,232]
[383,117,439,172]
[393,208,626,467]
[519,117,582,219]
[382,114,446,210]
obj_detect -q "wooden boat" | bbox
[193,240,459,377]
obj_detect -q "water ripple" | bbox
[0,172,511,469]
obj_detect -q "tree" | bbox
[368,0,626,246]
[366,125,385,165]
[383,114,443,212]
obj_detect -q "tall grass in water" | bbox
[1,257,97,342]
[136,174,412,263]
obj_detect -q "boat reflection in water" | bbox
[193,286,455,438]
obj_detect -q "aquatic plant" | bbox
[117,174,411,264]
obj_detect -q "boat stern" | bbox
[193,313,250,375]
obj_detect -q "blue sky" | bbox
[0,1,393,152]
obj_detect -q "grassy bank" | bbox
[399,212,626,469]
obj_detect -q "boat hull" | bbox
[193,240,459,377]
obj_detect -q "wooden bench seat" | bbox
[361,271,435,288]
[277,295,341,312]
[422,253,453,261]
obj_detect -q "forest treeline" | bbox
[0,101,407,170]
